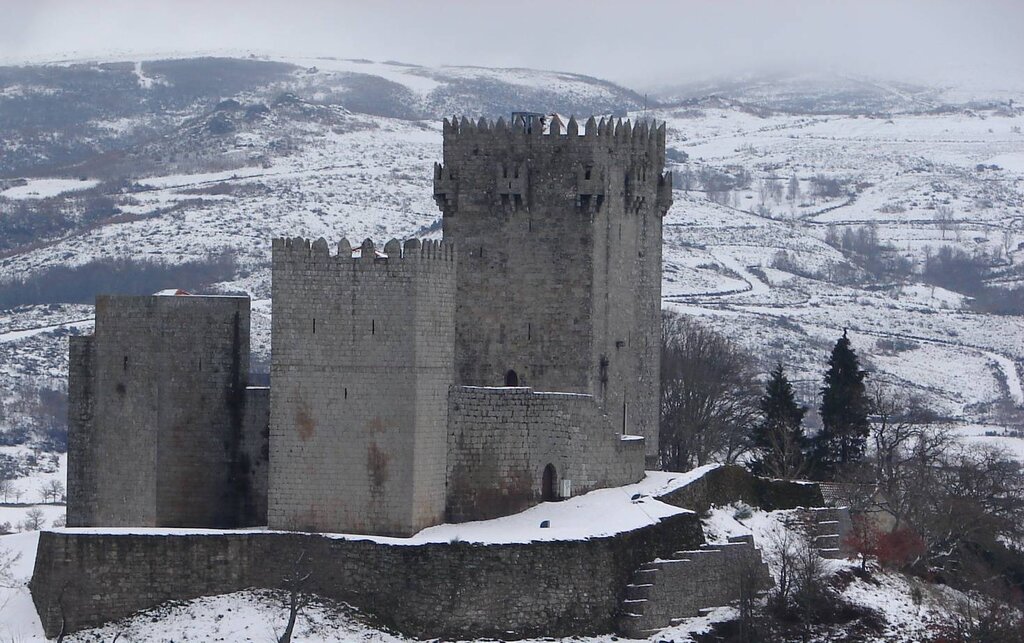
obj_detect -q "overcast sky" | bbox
[2,0,1022,88]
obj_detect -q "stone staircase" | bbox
[617,535,772,637]
[793,507,852,560]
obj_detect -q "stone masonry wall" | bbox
[435,116,672,465]
[241,386,270,524]
[66,295,261,528]
[657,464,825,514]
[268,237,454,536]
[30,511,703,639]
[66,336,96,527]
[446,386,644,522]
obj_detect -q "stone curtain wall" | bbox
[435,116,671,464]
[66,295,261,528]
[446,386,645,522]
[30,512,703,639]
[657,465,825,513]
[268,238,455,536]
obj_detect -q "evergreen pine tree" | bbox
[813,330,870,478]
[749,363,807,479]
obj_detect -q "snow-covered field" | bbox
[0,178,99,200]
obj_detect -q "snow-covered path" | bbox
[0,318,93,344]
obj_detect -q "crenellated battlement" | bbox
[441,114,667,155]
[435,113,671,218]
[272,236,455,265]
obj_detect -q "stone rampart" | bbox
[657,464,825,513]
[30,510,703,639]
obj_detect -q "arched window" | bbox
[504,369,519,387]
[542,464,557,502]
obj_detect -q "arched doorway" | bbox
[542,463,557,501]
[504,369,519,386]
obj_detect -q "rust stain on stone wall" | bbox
[296,403,315,441]
[367,442,390,488]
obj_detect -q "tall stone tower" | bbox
[267,237,455,537]
[434,114,671,465]
[66,294,265,528]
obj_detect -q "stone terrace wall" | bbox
[446,386,645,522]
[658,465,825,513]
[31,511,703,639]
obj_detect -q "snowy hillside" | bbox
[0,55,1022,548]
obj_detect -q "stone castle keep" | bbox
[66,114,673,537]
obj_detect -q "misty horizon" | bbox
[1,0,1022,92]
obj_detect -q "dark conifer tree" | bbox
[749,363,807,479]
[812,330,870,478]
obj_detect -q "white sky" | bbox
[1,0,1022,89]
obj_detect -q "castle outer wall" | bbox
[30,513,703,640]
[435,116,671,466]
[67,295,267,529]
[268,238,455,536]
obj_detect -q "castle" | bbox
[66,113,673,537]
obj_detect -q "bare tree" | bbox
[41,480,65,504]
[786,175,800,203]
[660,312,759,470]
[936,206,955,240]
[0,478,13,503]
[278,550,312,643]
[21,507,46,531]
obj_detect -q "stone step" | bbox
[814,534,840,549]
[615,613,645,638]
[617,538,775,637]
[622,598,647,610]
[625,583,654,600]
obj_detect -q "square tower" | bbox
[267,237,455,536]
[66,294,261,528]
[434,115,672,465]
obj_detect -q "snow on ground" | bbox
[952,423,1024,461]
[61,468,716,546]
[0,319,93,344]
[0,178,99,200]
[694,504,971,642]
[0,504,64,531]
